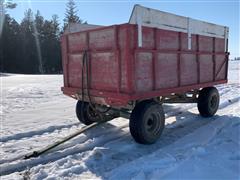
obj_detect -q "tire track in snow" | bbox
[0,104,196,176]
[1,97,238,177]
[96,105,240,178]
[14,100,238,179]
[0,122,128,165]
[0,105,190,165]
[0,126,129,176]
[32,97,240,178]
[104,117,240,180]
[219,97,240,109]
[0,102,193,144]
[0,123,80,143]
[1,84,238,176]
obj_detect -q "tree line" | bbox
[0,0,83,74]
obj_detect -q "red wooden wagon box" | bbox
[61,5,229,144]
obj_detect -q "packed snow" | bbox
[0,61,239,179]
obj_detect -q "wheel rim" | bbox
[210,94,218,109]
[86,106,99,121]
[145,112,161,135]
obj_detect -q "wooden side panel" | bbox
[155,53,178,89]
[199,36,213,52]
[89,28,116,50]
[61,23,228,107]
[65,26,122,93]
[180,54,198,86]
[68,54,83,88]
[91,52,118,91]
[199,55,214,83]
[156,29,179,50]
[215,38,225,52]
[133,27,227,92]
[141,28,154,49]
[68,33,87,53]
[61,36,69,87]
[215,55,226,80]
[135,52,153,92]
[118,26,133,93]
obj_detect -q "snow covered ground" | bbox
[0,61,239,179]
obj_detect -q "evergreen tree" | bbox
[0,0,19,73]
[20,9,39,73]
[1,14,21,73]
[41,15,61,73]
[34,10,44,73]
[0,0,17,35]
[1,1,83,74]
[63,0,82,30]
[52,14,60,37]
[50,15,62,73]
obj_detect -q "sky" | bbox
[5,0,240,59]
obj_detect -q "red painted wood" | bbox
[178,32,182,87]
[181,53,198,85]
[196,35,200,84]
[60,36,69,87]
[130,80,227,101]
[212,37,216,81]
[114,26,121,93]
[152,28,157,91]
[62,79,227,106]
[155,53,178,89]
[135,52,153,92]
[61,24,229,107]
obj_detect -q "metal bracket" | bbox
[187,17,192,50]
[224,27,228,52]
[136,6,143,47]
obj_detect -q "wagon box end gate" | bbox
[61,5,229,144]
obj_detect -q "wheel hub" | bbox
[87,106,99,121]
[210,95,218,109]
[145,112,161,135]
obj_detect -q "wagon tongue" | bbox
[23,119,111,160]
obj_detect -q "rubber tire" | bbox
[129,101,165,144]
[197,87,220,117]
[76,101,100,125]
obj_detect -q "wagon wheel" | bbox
[129,100,165,144]
[76,101,101,125]
[197,87,220,117]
